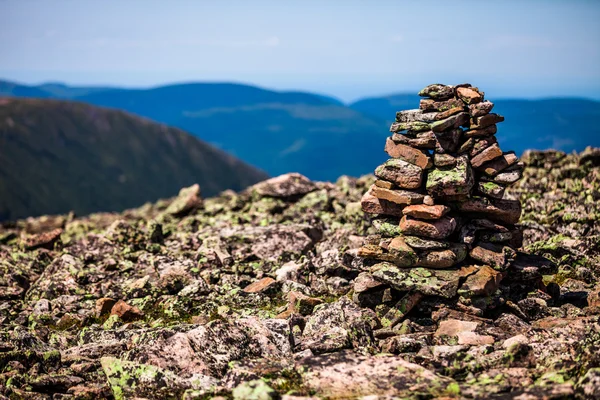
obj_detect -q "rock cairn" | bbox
[357,83,527,318]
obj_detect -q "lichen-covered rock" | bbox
[370,263,464,298]
[374,158,424,189]
[399,215,457,239]
[302,297,376,354]
[418,83,455,100]
[250,173,316,199]
[165,184,202,216]
[426,155,474,198]
[301,350,456,398]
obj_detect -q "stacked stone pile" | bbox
[357,83,528,317]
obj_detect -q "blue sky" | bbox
[1,0,599,102]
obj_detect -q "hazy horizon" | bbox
[1,0,599,102]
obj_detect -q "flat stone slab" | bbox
[375,159,424,189]
[370,262,471,298]
[250,173,316,198]
[426,155,474,199]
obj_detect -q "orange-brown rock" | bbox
[391,132,436,149]
[374,179,394,189]
[456,87,483,104]
[456,197,521,225]
[385,138,433,169]
[469,243,516,270]
[402,204,450,220]
[464,124,497,138]
[21,228,63,250]
[110,300,144,321]
[361,188,407,217]
[399,215,456,239]
[243,277,277,293]
[458,265,503,296]
[471,143,503,168]
[480,152,519,176]
[469,100,494,116]
[287,291,323,315]
[470,113,504,129]
[370,185,425,206]
[96,298,117,316]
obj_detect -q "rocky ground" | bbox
[0,148,599,400]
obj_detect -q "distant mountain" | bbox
[2,79,600,180]
[0,80,388,181]
[349,94,600,155]
[0,98,268,222]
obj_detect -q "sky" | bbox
[1,0,599,102]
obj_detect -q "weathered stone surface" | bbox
[469,100,494,116]
[458,265,503,296]
[456,87,483,104]
[21,228,63,250]
[464,124,497,138]
[435,106,464,120]
[370,263,462,298]
[418,84,454,100]
[419,97,463,113]
[353,272,385,293]
[372,218,402,237]
[480,152,519,176]
[434,128,463,153]
[477,181,506,199]
[471,113,504,130]
[287,291,323,315]
[395,109,439,123]
[380,291,423,326]
[456,197,521,224]
[110,300,144,321]
[399,215,456,239]
[384,138,432,169]
[165,184,202,216]
[389,121,430,133]
[493,164,523,184]
[430,112,469,132]
[96,298,116,316]
[358,236,417,267]
[371,185,425,206]
[360,186,406,216]
[101,357,211,399]
[404,235,449,250]
[469,135,498,157]
[435,319,478,337]
[243,277,277,293]
[434,153,456,167]
[302,298,375,354]
[391,131,436,149]
[301,350,454,398]
[426,156,474,198]
[415,243,467,268]
[374,179,394,189]
[471,143,503,168]
[402,204,449,220]
[470,242,517,270]
[251,173,316,198]
[374,159,423,189]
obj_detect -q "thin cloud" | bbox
[59,36,281,49]
[488,34,557,49]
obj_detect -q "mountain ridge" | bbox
[0,97,269,222]
[2,78,599,179]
